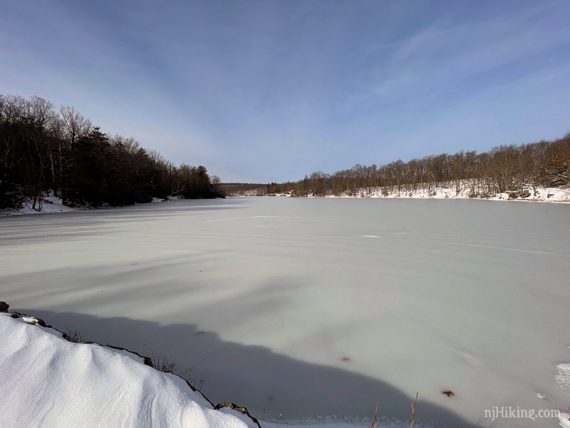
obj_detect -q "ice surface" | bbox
[0,198,569,427]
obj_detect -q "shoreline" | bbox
[230,183,570,204]
[230,194,570,204]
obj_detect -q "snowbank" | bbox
[0,311,258,428]
[7,195,77,215]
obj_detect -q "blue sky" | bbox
[1,0,570,182]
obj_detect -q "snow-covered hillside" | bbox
[324,182,570,202]
[0,310,259,428]
[229,181,570,202]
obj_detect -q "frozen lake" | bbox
[1,198,569,427]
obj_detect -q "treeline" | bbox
[0,95,223,210]
[265,135,570,197]
[218,183,265,195]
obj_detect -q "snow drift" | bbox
[0,310,258,428]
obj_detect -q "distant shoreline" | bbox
[228,181,570,204]
[234,194,570,203]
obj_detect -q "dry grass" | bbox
[369,404,379,428]
[151,354,176,373]
[409,392,418,428]
[64,329,85,343]
[369,392,418,428]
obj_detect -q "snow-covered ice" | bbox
[0,198,569,427]
[556,364,570,392]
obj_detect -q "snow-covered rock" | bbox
[0,312,257,428]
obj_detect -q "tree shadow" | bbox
[18,308,480,427]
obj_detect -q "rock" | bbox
[520,190,531,198]
[214,402,261,427]
[507,191,519,199]
[0,301,9,312]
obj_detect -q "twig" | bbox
[409,392,418,428]
[370,403,379,428]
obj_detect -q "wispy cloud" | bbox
[1,0,569,181]
[369,1,570,102]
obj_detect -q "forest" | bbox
[3,95,569,208]
[262,134,570,197]
[0,95,223,210]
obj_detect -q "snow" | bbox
[5,194,77,215]
[560,413,570,428]
[319,181,570,203]
[1,198,569,427]
[0,312,256,428]
[20,315,44,325]
[230,180,570,203]
[556,364,570,392]
[0,310,399,428]
[7,182,569,218]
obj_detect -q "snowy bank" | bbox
[229,181,570,202]
[0,308,259,428]
[324,182,570,202]
[4,195,170,216]
[7,195,77,215]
